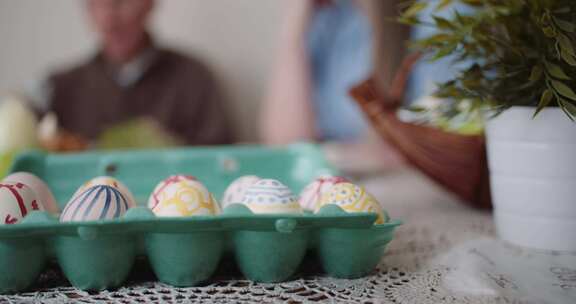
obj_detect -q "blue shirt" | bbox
[306,1,471,140]
[307,0,372,141]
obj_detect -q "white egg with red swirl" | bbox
[3,172,59,214]
[0,182,44,225]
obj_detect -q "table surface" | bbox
[2,159,575,303]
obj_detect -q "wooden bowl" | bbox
[350,78,491,209]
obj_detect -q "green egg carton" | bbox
[0,143,401,293]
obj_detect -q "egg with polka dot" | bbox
[150,177,220,217]
[0,182,44,225]
[241,179,301,214]
[317,183,387,224]
[221,175,261,209]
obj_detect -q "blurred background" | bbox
[0,0,283,142]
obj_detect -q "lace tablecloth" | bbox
[2,169,575,303]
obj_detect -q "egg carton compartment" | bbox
[0,207,400,292]
[0,144,401,293]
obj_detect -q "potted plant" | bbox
[401,0,576,251]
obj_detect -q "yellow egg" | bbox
[316,183,386,224]
[151,177,219,217]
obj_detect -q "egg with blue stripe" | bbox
[73,176,136,208]
[241,179,301,214]
[60,185,131,222]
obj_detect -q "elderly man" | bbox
[46,0,232,145]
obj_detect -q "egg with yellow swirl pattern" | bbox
[151,177,219,217]
[148,175,197,210]
[316,183,386,224]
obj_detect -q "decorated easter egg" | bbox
[151,177,219,217]
[0,96,38,152]
[298,175,348,211]
[148,175,197,210]
[3,172,59,214]
[73,176,136,207]
[317,183,386,224]
[0,183,44,225]
[221,175,261,209]
[60,185,130,222]
[241,179,301,214]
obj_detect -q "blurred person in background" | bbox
[261,0,408,170]
[41,0,232,148]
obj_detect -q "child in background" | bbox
[261,0,408,170]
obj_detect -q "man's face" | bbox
[87,0,154,62]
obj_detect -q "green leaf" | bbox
[433,16,455,29]
[561,49,576,66]
[554,19,576,33]
[432,43,458,61]
[544,61,571,80]
[461,0,483,7]
[435,0,452,11]
[554,7,571,14]
[403,2,428,18]
[550,79,576,101]
[558,33,575,56]
[414,33,454,48]
[398,16,420,25]
[529,65,543,82]
[543,26,557,37]
[533,89,554,118]
[559,99,576,121]
[408,105,428,113]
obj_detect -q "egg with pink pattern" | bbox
[151,178,220,217]
[148,175,198,210]
[298,176,348,211]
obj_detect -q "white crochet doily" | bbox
[2,169,575,304]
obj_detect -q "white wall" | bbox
[0,0,285,141]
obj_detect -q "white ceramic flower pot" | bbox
[486,106,576,251]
